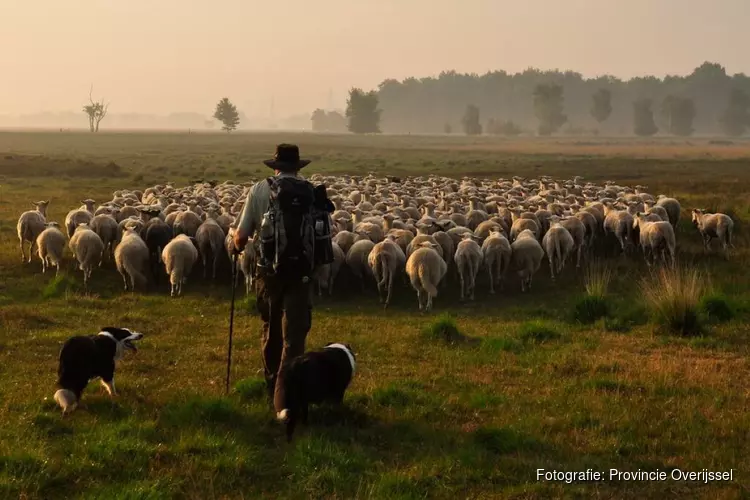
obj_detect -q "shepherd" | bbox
[233,144,334,411]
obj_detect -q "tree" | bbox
[633,99,658,136]
[719,88,750,136]
[82,85,109,133]
[590,88,612,124]
[346,88,381,133]
[443,123,452,134]
[661,95,696,136]
[461,104,482,135]
[311,109,347,132]
[213,98,240,132]
[533,84,567,135]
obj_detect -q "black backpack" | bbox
[259,176,334,279]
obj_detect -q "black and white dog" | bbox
[54,327,144,414]
[275,343,356,441]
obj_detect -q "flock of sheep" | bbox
[16,174,735,310]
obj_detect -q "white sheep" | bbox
[454,234,483,301]
[368,237,406,307]
[162,234,199,297]
[64,208,94,238]
[656,196,681,227]
[691,209,734,253]
[239,238,258,295]
[36,222,66,275]
[69,224,104,287]
[17,200,49,263]
[510,229,544,292]
[173,209,203,237]
[345,239,376,292]
[603,203,634,255]
[542,222,575,280]
[558,216,586,268]
[406,241,447,312]
[195,218,225,279]
[115,228,150,292]
[89,214,119,263]
[481,229,512,294]
[313,241,345,296]
[634,213,676,266]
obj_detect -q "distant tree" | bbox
[82,85,109,133]
[590,88,612,124]
[311,109,347,132]
[213,98,240,132]
[444,123,452,134]
[719,88,750,137]
[346,88,381,133]
[661,95,696,136]
[633,98,658,136]
[461,104,482,135]
[500,120,523,136]
[311,108,327,132]
[533,84,567,135]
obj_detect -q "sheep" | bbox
[114,228,150,292]
[195,218,226,279]
[634,213,676,267]
[542,222,575,280]
[145,218,173,282]
[345,239,376,292]
[36,222,66,275]
[368,237,406,307]
[239,238,259,295]
[162,234,200,297]
[313,241,345,296]
[691,209,734,253]
[69,224,105,287]
[405,241,447,312]
[173,209,203,237]
[406,234,444,260]
[17,200,49,263]
[333,230,359,255]
[510,229,544,292]
[558,216,586,268]
[64,208,94,238]
[454,234,483,301]
[481,229,512,294]
[510,217,539,242]
[89,214,119,263]
[656,196,681,227]
[603,203,634,255]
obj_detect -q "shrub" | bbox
[422,314,463,343]
[699,293,735,323]
[640,266,705,336]
[518,320,561,343]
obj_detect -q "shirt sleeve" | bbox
[236,181,269,238]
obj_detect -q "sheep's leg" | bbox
[458,269,465,301]
[487,265,495,294]
[549,257,555,280]
[576,245,582,268]
[27,241,35,264]
[384,272,393,308]
[19,238,26,263]
[202,256,208,279]
[41,256,46,274]
[417,289,424,311]
[121,272,129,291]
[212,253,219,280]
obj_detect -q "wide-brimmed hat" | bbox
[263,143,311,171]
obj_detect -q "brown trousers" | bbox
[254,272,312,411]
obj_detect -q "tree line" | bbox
[334,61,750,137]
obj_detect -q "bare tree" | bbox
[83,85,109,132]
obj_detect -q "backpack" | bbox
[258,176,334,279]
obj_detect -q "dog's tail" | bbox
[54,389,77,414]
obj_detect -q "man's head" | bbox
[263,144,311,174]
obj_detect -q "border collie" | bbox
[54,327,144,414]
[275,343,356,441]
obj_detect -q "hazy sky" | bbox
[2,0,747,117]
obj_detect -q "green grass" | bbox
[1,131,749,499]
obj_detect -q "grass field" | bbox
[1,131,749,499]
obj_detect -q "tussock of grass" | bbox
[41,273,76,299]
[699,292,735,323]
[422,313,464,343]
[640,266,705,336]
[602,316,631,333]
[480,336,523,354]
[573,295,609,324]
[584,259,613,299]
[517,320,561,343]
